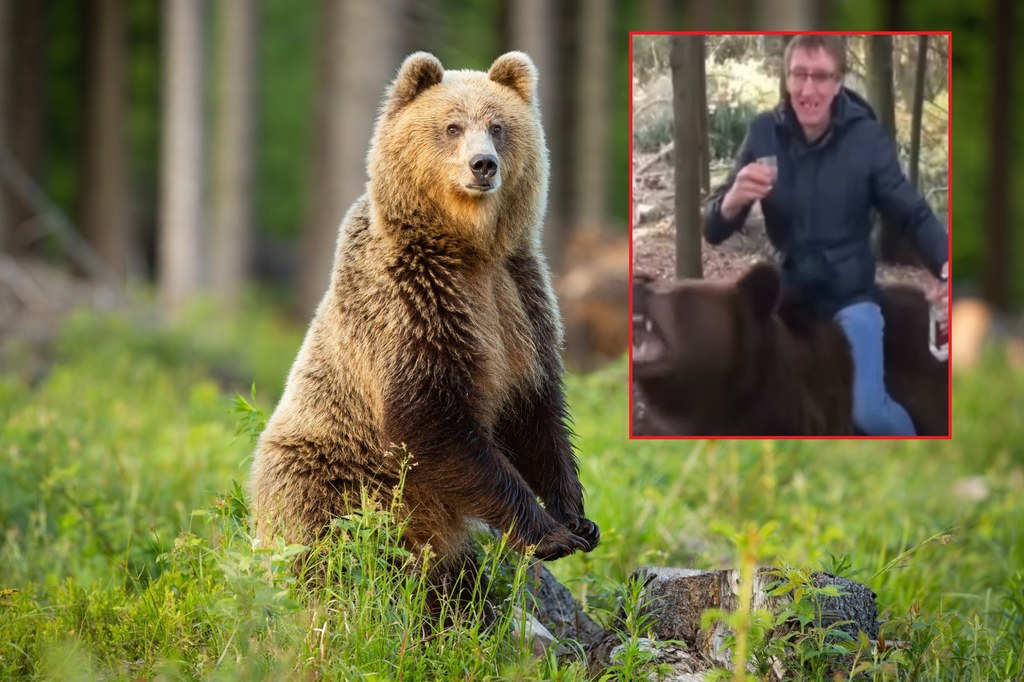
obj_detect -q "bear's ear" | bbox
[488,51,538,104]
[387,52,444,113]
[736,262,781,322]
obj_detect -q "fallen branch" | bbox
[636,141,674,176]
[0,149,122,293]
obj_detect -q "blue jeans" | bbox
[833,301,917,436]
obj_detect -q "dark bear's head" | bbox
[632,263,782,385]
[367,51,548,249]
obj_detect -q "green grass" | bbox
[2,303,1023,680]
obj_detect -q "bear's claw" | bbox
[568,517,601,552]
[533,525,591,561]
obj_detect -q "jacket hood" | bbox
[836,87,876,127]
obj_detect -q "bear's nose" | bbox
[470,154,498,181]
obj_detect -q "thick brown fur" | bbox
[249,52,599,592]
[632,262,948,436]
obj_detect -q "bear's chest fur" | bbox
[465,265,540,428]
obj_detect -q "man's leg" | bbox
[834,301,917,436]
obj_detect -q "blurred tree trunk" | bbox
[866,35,896,138]
[400,0,440,55]
[983,0,1013,311]
[210,0,256,309]
[505,0,567,270]
[4,0,46,257]
[572,0,610,230]
[754,0,815,31]
[671,35,703,280]
[554,1,577,267]
[883,0,903,28]
[690,0,712,30]
[80,0,129,279]
[868,34,917,266]
[773,34,794,102]
[814,1,832,28]
[300,0,402,319]
[0,1,11,253]
[641,0,671,30]
[908,34,928,189]
[696,52,709,196]
[159,0,205,317]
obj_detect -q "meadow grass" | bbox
[1,303,1022,680]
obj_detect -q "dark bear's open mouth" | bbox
[632,313,667,366]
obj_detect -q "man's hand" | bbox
[721,163,775,220]
[927,262,949,336]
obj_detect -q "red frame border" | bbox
[627,31,954,441]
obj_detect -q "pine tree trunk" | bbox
[755,0,815,31]
[869,34,918,266]
[300,0,402,319]
[159,0,205,317]
[776,34,794,103]
[80,0,129,279]
[671,34,703,280]
[908,35,928,189]
[572,0,610,229]
[695,49,709,196]
[4,0,46,258]
[210,0,257,309]
[641,0,671,30]
[983,0,1013,310]
[866,35,896,138]
[506,0,566,271]
[0,0,11,253]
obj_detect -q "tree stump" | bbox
[585,566,879,680]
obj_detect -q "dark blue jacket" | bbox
[704,88,949,318]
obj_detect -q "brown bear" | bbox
[249,51,599,594]
[631,263,949,436]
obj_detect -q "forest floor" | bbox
[3,292,1024,680]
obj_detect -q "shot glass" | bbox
[755,155,778,183]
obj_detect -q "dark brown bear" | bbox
[249,51,599,594]
[631,263,949,436]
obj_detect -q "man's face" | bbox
[786,47,842,132]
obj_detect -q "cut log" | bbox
[586,566,879,679]
[637,566,877,644]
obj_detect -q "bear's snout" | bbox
[470,154,499,181]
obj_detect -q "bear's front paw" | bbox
[532,525,590,561]
[566,517,601,552]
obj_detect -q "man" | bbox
[703,34,949,436]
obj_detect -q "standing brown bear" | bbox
[249,52,599,592]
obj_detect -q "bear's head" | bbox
[631,263,782,388]
[368,51,548,253]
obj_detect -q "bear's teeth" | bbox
[632,314,654,334]
[634,339,661,364]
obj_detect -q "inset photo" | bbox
[630,32,951,439]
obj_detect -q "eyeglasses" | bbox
[787,70,838,86]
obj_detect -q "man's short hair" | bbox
[784,34,847,75]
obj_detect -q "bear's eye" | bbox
[446,123,461,136]
[490,124,503,137]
